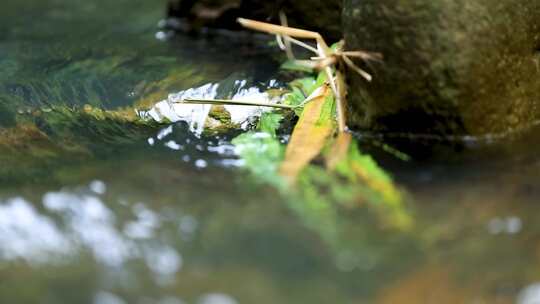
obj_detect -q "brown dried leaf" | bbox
[279,84,334,184]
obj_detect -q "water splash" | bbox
[225,86,274,129]
[139,81,279,136]
[142,83,217,136]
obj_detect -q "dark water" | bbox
[1,1,540,304]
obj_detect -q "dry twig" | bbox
[174,18,380,133]
[237,18,380,132]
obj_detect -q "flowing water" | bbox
[1,1,540,303]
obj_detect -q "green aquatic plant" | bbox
[232,71,412,237]
[218,19,413,233]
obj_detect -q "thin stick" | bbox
[311,56,338,70]
[283,36,319,54]
[279,11,294,59]
[177,98,296,109]
[238,18,319,40]
[324,67,345,132]
[325,43,347,132]
[335,69,348,132]
[342,55,372,82]
[275,34,287,51]
[288,59,319,70]
[237,17,348,132]
[237,18,330,53]
[340,51,383,62]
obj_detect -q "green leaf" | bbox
[258,112,283,137]
[231,131,284,186]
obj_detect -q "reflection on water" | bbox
[2,125,540,303]
[147,123,243,169]
[2,133,540,304]
[0,197,71,263]
[487,216,522,235]
[519,283,540,304]
[1,181,184,283]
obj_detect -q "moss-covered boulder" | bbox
[344,0,540,136]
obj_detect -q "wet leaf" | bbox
[279,84,335,183]
[231,130,284,186]
[259,112,283,137]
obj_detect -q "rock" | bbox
[281,0,342,42]
[343,0,540,136]
[166,0,342,41]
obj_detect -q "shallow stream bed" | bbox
[1,1,540,303]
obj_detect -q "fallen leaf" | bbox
[280,84,334,183]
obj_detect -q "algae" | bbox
[0,105,160,185]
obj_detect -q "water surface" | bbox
[1,1,540,304]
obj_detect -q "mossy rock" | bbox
[344,0,540,136]
[282,0,342,42]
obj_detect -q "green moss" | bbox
[208,105,233,124]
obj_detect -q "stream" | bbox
[1,0,540,303]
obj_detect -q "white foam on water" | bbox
[139,82,281,136]
[168,83,218,136]
[224,86,274,128]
